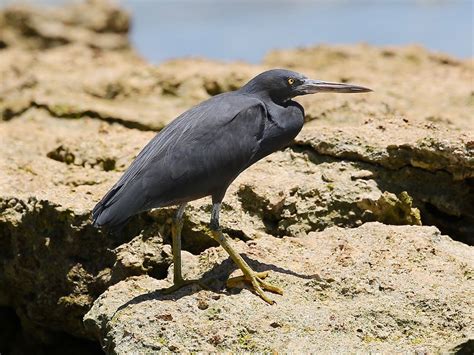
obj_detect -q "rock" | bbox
[0,0,130,50]
[4,98,472,346]
[0,47,261,132]
[84,223,474,353]
[1,0,473,351]
[0,110,173,340]
[0,192,170,341]
[231,149,423,238]
[1,42,472,345]
[0,44,173,131]
[296,121,474,180]
[294,121,474,244]
[357,191,421,226]
[446,338,474,354]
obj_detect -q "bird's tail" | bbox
[92,184,134,231]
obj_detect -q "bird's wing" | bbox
[93,93,266,227]
[143,97,267,201]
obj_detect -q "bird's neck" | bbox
[239,88,289,107]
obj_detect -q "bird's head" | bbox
[240,69,372,104]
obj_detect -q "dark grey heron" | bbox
[93,69,371,304]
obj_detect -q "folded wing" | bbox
[92,93,267,229]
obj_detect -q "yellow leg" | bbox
[210,229,283,304]
[163,205,207,293]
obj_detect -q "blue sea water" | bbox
[1,0,472,63]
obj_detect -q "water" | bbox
[1,0,473,63]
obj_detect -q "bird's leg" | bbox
[209,203,283,304]
[163,204,207,293]
[171,203,186,285]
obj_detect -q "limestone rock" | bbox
[1,0,472,350]
[294,121,474,244]
[0,0,130,51]
[296,120,474,180]
[84,223,474,354]
[1,48,472,343]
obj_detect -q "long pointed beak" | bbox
[299,79,372,94]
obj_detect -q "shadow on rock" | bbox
[114,253,319,314]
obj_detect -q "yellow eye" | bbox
[288,78,295,85]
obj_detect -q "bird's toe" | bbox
[162,278,208,294]
[226,271,283,304]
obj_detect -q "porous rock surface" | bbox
[0,0,473,353]
[84,223,473,353]
[0,0,130,51]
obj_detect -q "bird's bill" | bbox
[299,79,372,94]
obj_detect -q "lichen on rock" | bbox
[357,191,421,226]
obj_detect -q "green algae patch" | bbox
[358,191,422,226]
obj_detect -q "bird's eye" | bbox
[288,78,295,85]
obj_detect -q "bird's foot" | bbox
[226,271,283,304]
[163,278,209,294]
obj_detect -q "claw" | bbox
[226,271,269,286]
[257,277,284,295]
[226,271,283,304]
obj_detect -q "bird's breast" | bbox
[266,104,304,141]
[255,103,304,161]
